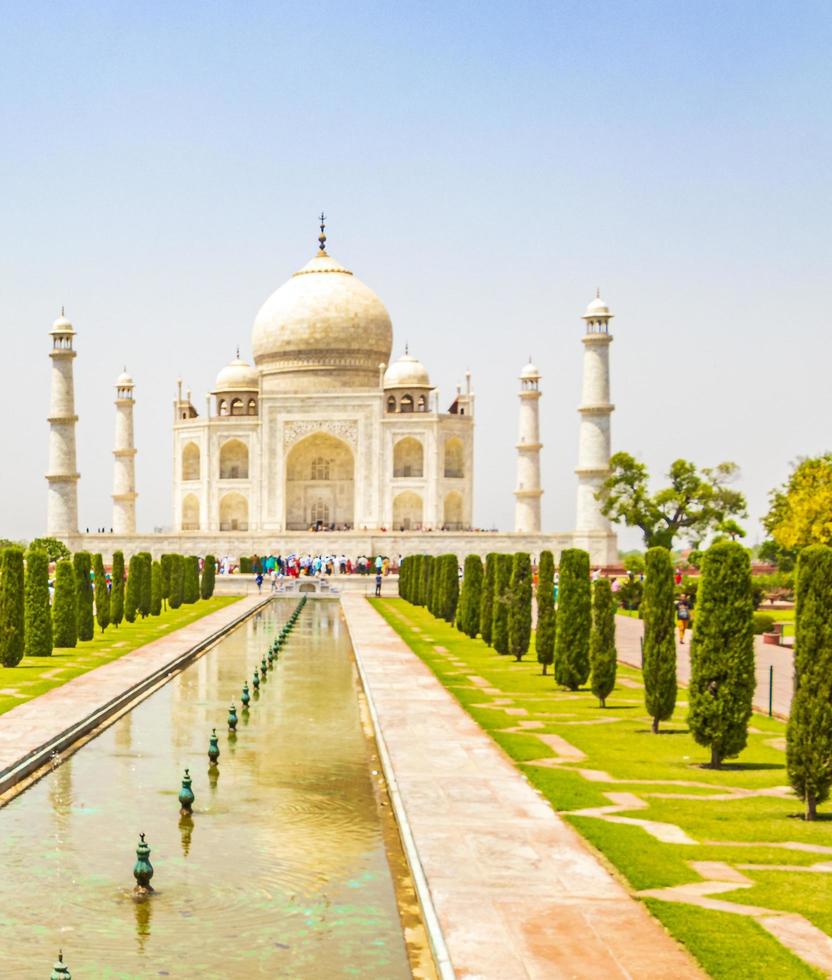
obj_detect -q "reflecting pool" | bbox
[0,600,416,977]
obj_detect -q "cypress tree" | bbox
[160,554,172,611]
[398,556,408,598]
[536,550,556,675]
[457,554,483,637]
[73,551,94,641]
[52,560,77,648]
[415,554,427,605]
[642,547,677,732]
[24,548,52,657]
[443,555,460,623]
[492,553,513,655]
[201,555,216,599]
[508,552,532,661]
[125,554,140,623]
[688,541,755,768]
[590,578,617,707]
[421,556,434,613]
[169,554,184,609]
[429,555,443,617]
[554,549,591,690]
[479,553,497,645]
[110,550,124,627]
[138,552,152,617]
[787,545,832,820]
[150,560,162,616]
[183,556,199,604]
[0,547,25,666]
[93,553,110,634]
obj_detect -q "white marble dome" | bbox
[115,369,134,387]
[251,251,393,388]
[50,313,74,335]
[583,294,613,319]
[520,361,540,379]
[214,355,258,392]
[384,352,431,388]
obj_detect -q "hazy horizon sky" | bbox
[2,1,830,549]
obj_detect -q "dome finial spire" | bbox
[405,341,409,356]
[318,211,327,254]
[236,345,240,359]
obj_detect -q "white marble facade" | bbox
[172,239,474,535]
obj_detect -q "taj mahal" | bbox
[46,219,619,564]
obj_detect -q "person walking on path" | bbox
[676,594,691,643]
[255,571,264,593]
[374,571,383,597]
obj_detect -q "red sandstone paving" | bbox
[614,616,794,717]
[342,594,704,980]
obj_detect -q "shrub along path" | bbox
[0,596,238,718]
[373,598,832,980]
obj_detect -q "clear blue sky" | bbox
[2,1,830,545]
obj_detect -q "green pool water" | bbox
[0,599,414,978]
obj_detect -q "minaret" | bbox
[575,292,615,535]
[112,369,137,533]
[514,361,542,532]
[46,310,80,536]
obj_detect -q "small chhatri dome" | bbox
[384,351,431,389]
[251,220,393,391]
[582,291,614,319]
[116,368,134,387]
[520,360,540,380]
[214,353,258,392]
[50,308,75,334]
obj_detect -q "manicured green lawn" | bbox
[372,597,827,979]
[0,596,239,717]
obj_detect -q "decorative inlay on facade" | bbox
[283,419,358,451]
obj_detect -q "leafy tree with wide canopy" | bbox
[764,453,832,552]
[598,452,746,549]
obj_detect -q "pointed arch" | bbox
[182,442,200,481]
[219,439,249,479]
[393,437,424,478]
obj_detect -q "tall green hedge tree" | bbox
[150,560,163,616]
[642,547,677,732]
[169,554,184,609]
[52,560,77,648]
[787,545,832,820]
[508,552,532,661]
[24,548,52,657]
[73,551,94,641]
[421,556,434,613]
[457,555,483,637]
[93,553,110,634]
[479,554,497,646]
[138,553,152,617]
[492,554,513,655]
[160,554,172,611]
[125,555,140,623]
[110,550,125,627]
[201,555,216,599]
[590,578,616,707]
[0,547,25,666]
[688,541,755,768]
[554,549,591,690]
[441,555,460,623]
[535,550,556,675]
[183,556,199,604]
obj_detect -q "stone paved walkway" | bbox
[614,616,795,718]
[342,594,703,980]
[0,596,261,779]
